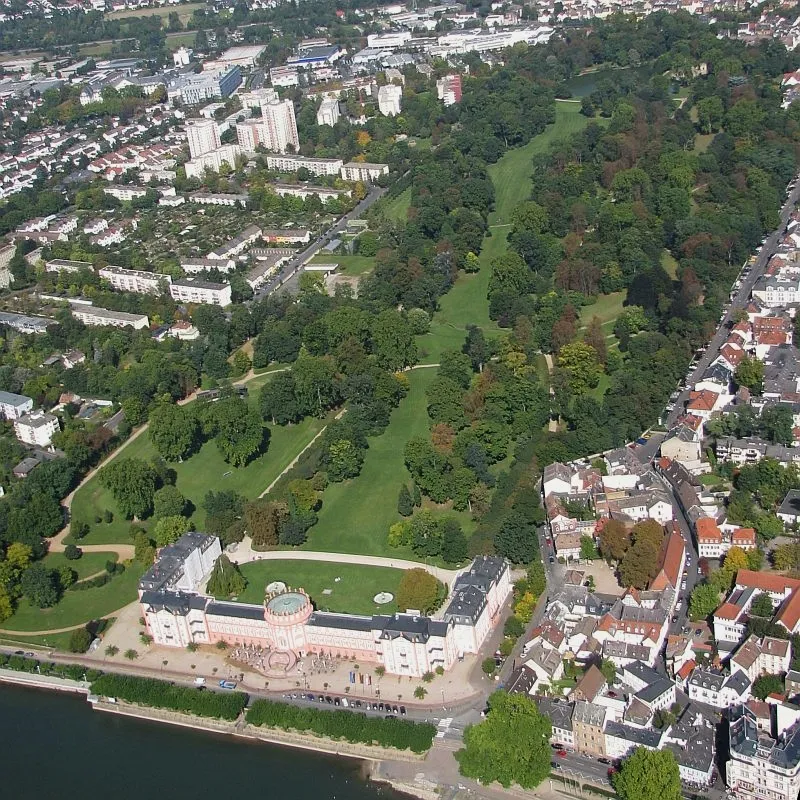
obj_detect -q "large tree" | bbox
[206,554,246,599]
[396,568,442,614]
[148,403,198,462]
[213,396,267,468]
[613,749,681,800]
[99,459,157,519]
[598,519,630,561]
[457,691,552,789]
[20,563,59,608]
[494,511,536,564]
[689,582,722,621]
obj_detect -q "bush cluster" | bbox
[90,674,246,721]
[0,653,101,682]
[246,699,436,753]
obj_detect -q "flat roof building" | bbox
[71,306,149,330]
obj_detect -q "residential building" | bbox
[208,225,262,259]
[71,306,149,330]
[187,192,248,208]
[269,66,299,87]
[436,74,462,106]
[262,99,299,154]
[235,120,266,151]
[0,391,33,420]
[0,311,51,334]
[266,154,343,176]
[572,701,607,757]
[45,259,91,274]
[168,321,200,341]
[340,161,389,183]
[778,489,800,527]
[535,697,575,749]
[696,517,757,559]
[13,410,59,447]
[169,278,232,307]
[181,258,236,274]
[664,713,717,787]
[728,704,800,800]
[378,84,403,116]
[261,229,310,245]
[687,667,752,708]
[186,119,221,159]
[0,242,15,288]
[271,183,349,202]
[99,266,170,295]
[730,635,792,682]
[184,144,242,179]
[317,97,340,126]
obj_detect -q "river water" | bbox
[1,684,405,800]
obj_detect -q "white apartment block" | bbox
[45,259,92,274]
[317,97,340,126]
[0,390,33,420]
[184,144,242,179]
[103,185,147,202]
[186,119,221,160]
[71,306,149,330]
[272,183,350,202]
[378,84,402,117]
[269,66,299,87]
[235,120,266,151]
[181,258,236,274]
[340,161,389,183]
[266,154,342,176]
[262,99,299,154]
[14,410,59,447]
[728,704,800,800]
[169,278,232,307]
[99,266,171,295]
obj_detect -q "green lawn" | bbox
[0,631,77,650]
[236,560,404,616]
[661,250,679,279]
[693,133,715,153]
[579,292,627,327]
[310,254,375,276]
[44,551,117,581]
[106,2,204,20]
[70,400,328,545]
[304,368,436,557]
[382,187,412,223]
[1,565,144,633]
[419,101,594,364]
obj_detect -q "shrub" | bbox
[64,544,82,560]
[68,627,93,653]
[90,674,246,721]
[103,510,113,523]
[246,699,435,752]
[482,658,497,675]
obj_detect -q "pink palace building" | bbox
[139,533,512,678]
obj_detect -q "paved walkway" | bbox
[229,540,463,586]
[46,364,289,559]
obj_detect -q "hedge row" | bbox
[90,674,246,721]
[0,653,102,683]
[246,699,436,753]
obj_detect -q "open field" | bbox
[0,631,76,650]
[105,2,205,21]
[304,368,436,557]
[44,551,117,581]
[419,102,594,364]
[382,187,412,223]
[69,386,328,545]
[236,560,404,616]
[579,291,626,327]
[693,133,715,153]
[661,250,679,279]
[310,254,374,276]
[1,565,143,633]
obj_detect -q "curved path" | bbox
[229,540,462,585]
[47,365,289,560]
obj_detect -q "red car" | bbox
[557,750,568,758]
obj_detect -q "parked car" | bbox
[557,750,568,758]
[218,680,237,690]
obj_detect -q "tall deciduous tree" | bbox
[613,748,681,800]
[206,554,246,599]
[99,459,157,520]
[148,403,198,462]
[213,397,267,468]
[397,568,442,614]
[457,691,552,789]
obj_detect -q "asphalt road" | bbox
[252,184,387,300]
[664,180,800,430]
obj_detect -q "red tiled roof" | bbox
[651,530,685,592]
[720,343,745,366]
[737,570,800,594]
[757,331,787,346]
[732,527,756,545]
[714,602,743,620]
[696,517,722,542]
[677,660,696,680]
[688,390,719,411]
[777,591,800,633]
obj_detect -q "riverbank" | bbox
[0,666,90,695]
